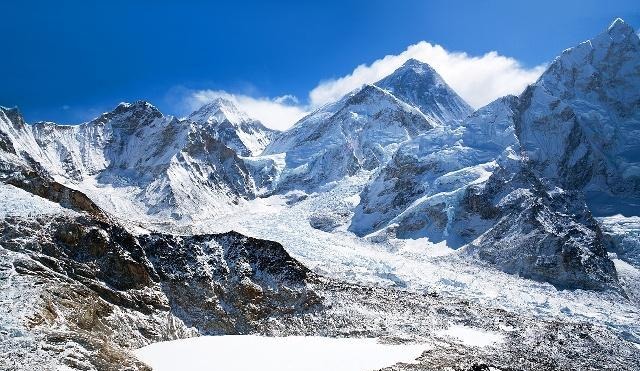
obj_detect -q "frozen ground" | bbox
[437,325,505,348]
[0,183,79,218]
[134,335,426,371]
[128,173,640,346]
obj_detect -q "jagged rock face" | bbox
[350,96,519,239]
[0,103,255,221]
[0,205,319,330]
[141,231,319,334]
[516,18,640,216]
[460,167,619,291]
[264,84,436,191]
[187,98,277,156]
[375,58,473,125]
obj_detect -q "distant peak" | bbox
[188,97,251,125]
[103,101,163,127]
[0,106,26,126]
[204,97,236,109]
[609,17,628,31]
[114,100,160,114]
[402,58,430,68]
[606,17,636,40]
[397,58,437,74]
[0,105,21,115]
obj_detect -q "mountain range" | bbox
[1,18,639,371]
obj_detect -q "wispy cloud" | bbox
[176,41,547,130]
[174,89,309,131]
[309,41,546,109]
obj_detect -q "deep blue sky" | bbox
[2,0,638,124]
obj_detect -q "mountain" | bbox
[516,18,640,216]
[263,60,470,192]
[375,58,473,125]
[1,17,640,371]
[349,19,640,291]
[187,98,277,157]
[0,102,255,222]
[350,95,519,240]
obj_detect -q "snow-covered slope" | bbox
[350,95,519,240]
[516,18,640,216]
[187,98,277,156]
[0,102,255,222]
[263,84,437,191]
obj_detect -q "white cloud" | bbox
[182,90,308,131]
[309,41,546,109]
[179,41,547,130]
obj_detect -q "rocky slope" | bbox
[1,180,638,370]
[0,175,320,370]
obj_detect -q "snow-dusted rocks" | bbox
[461,166,619,291]
[187,98,277,156]
[0,182,320,369]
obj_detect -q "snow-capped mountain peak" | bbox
[393,58,440,79]
[375,58,472,125]
[187,98,276,156]
[187,97,252,125]
[607,17,635,39]
[517,17,640,215]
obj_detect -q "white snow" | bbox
[0,183,78,218]
[134,335,426,371]
[437,325,505,347]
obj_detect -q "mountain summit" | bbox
[188,98,251,125]
[187,98,276,156]
[516,14,640,215]
[375,58,472,125]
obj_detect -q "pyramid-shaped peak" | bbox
[399,58,437,72]
[380,58,447,88]
[384,59,441,82]
[600,17,638,44]
[189,97,251,125]
[608,18,634,35]
[375,58,471,125]
[206,97,236,109]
